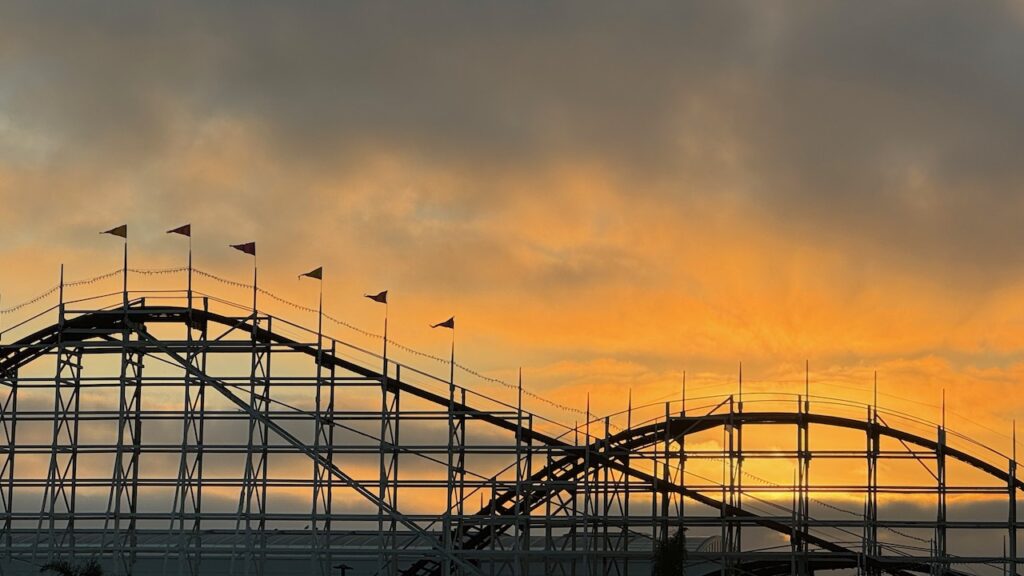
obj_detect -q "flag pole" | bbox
[449,325,455,391]
[168,225,194,316]
[231,242,257,319]
[122,235,128,307]
[252,256,257,317]
[101,225,129,306]
[363,290,390,371]
[873,370,878,412]
[58,264,65,333]
[518,367,523,417]
[681,370,686,417]
[383,299,389,377]
[299,267,324,336]
[805,360,810,414]
[188,233,193,312]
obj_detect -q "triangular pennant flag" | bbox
[167,224,191,237]
[101,224,128,239]
[230,242,256,256]
[299,267,323,280]
[365,290,388,304]
[431,316,455,330]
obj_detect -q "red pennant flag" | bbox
[167,224,191,237]
[431,316,455,330]
[299,267,323,280]
[101,224,128,239]
[230,242,256,256]
[365,290,388,304]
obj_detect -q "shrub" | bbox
[39,559,104,576]
[652,527,687,576]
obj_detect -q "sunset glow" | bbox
[2,2,1023,574]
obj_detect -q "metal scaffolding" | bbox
[0,277,1020,576]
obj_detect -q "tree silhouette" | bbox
[653,526,687,576]
[39,559,104,576]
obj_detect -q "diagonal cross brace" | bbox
[131,323,482,575]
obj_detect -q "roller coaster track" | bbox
[0,297,1020,576]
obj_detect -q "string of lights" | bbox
[192,267,590,417]
[0,268,124,315]
[0,265,587,417]
[128,266,189,275]
[1,263,1018,446]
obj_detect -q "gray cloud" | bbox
[1,1,1023,291]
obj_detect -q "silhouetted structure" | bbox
[0,270,1019,576]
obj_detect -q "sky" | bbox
[2,1,1024,472]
